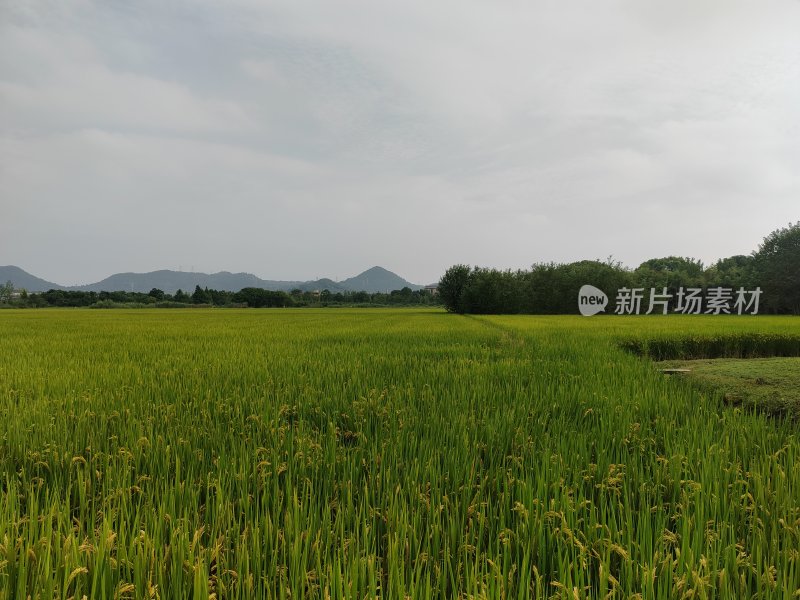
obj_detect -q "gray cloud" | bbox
[2,0,799,285]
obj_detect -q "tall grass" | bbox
[620,333,800,360]
[0,309,798,598]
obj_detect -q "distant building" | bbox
[424,284,439,296]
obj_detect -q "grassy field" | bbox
[1,309,799,599]
[656,358,800,420]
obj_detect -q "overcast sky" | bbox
[2,0,799,285]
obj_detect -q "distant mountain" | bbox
[340,266,423,293]
[73,270,283,294]
[0,266,64,292]
[0,265,422,294]
[291,278,349,294]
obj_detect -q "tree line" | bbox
[438,222,800,315]
[1,284,439,308]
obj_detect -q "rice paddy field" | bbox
[1,308,799,599]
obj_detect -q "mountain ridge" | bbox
[0,265,424,294]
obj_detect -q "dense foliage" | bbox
[753,222,800,314]
[440,223,800,314]
[1,310,799,597]
[2,285,438,309]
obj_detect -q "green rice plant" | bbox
[620,332,800,360]
[0,309,798,598]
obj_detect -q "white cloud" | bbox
[0,27,251,135]
[1,0,799,284]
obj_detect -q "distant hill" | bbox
[0,266,422,294]
[73,270,284,294]
[341,266,423,293]
[290,278,349,294]
[0,266,64,292]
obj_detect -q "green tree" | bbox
[0,280,13,303]
[706,255,756,289]
[520,260,631,314]
[438,265,471,313]
[752,222,800,314]
[460,268,521,314]
[192,285,211,305]
[633,257,705,292]
[233,288,294,308]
